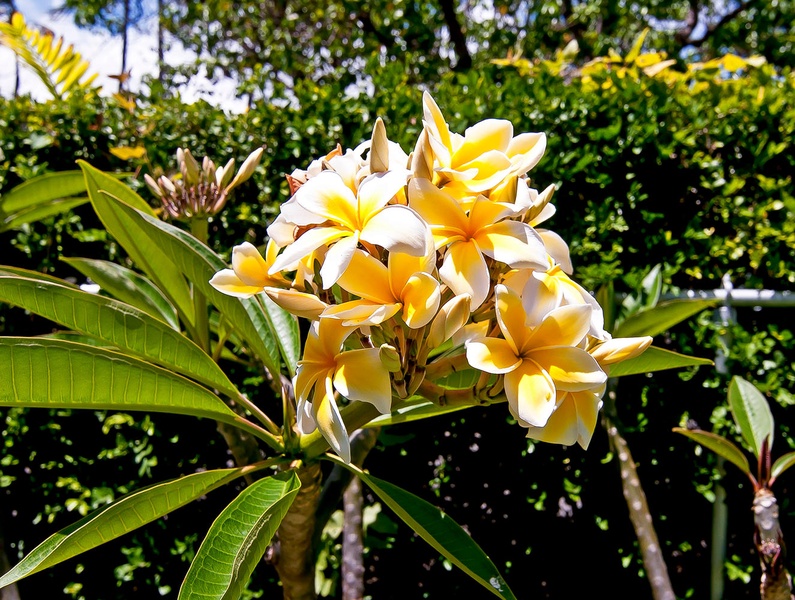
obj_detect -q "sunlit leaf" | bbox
[178,471,301,600]
[615,299,717,338]
[728,376,774,457]
[771,452,795,485]
[606,346,712,377]
[110,146,147,160]
[329,458,517,600]
[366,399,472,427]
[0,467,257,588]
[673,428,752,477]
[0,276,241,400]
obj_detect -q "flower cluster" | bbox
[211,93,651,460]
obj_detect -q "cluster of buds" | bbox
[145,147,264,220]
[211,93,652,461]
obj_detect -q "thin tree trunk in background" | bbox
[156,0,164,83]
[0,520,20,600]
[603,381,676,600]
[120,0,129,92]
[342,477,364,600]
[437,0,471,71]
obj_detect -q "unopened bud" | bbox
[379,344,402,373]
[590,336,653,367]
[369,118,389,173]
[428,294,471,348]
[144,173,163,197]
[411,129,433,180]
[226,147,263,193]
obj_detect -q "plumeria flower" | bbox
[422,92,547,194]
[322,248,441,328]
[267,169,429,289]
[466,285,607,428]
[409,178,547,309]
[502,263,608,340]
[522,385,606,449]
[209,240,287,298]
[295,318,392,462]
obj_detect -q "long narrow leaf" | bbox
[771,452,795,484]
[178,471,301,600]
[0,276,241,400]
[0,265,78,287]
[79,161,196,328]
[259,293,301,376]
[103,194,285,378]
[0,337,249,428]
[673,428,752,476]
[615,298,717,338]
[1,196,89,232]
[728,376,774,457]
[607,345,713,377]
[0,466,257,588]
[366,400,472,427]
[1,170,84,212]
[61,257,179,329]
[329,458,516,600]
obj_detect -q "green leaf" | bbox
[62,257,179,330]
[728,376,774,457]
[640,263,662,310]
[1,170,88,211]
[771,452,795,484]
[0,337,258,433]
[615,298,717,338]
[79,161,196,328]
[179,471,301,600]
[330,459,516,600]
[673,428,752,476]
[2,196,89,232]
[0,467,255,588]
[366,400,471,427]
[259,293,301,376]
[0,265,78,287]
[607,346,713,377]
[102,194,285,378]
[0,276,241,400]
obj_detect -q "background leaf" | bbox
[606,346,713,377]
[728,375,774,457]
[615,299,717,338]
[673,428,752,477]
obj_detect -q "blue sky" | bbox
[1,0,244,110]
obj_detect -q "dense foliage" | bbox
[1,38,794,598]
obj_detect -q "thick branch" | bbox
[437,0,471,71]
[686,0,762,47]
[674,0,701,46]
[754,488,793,600]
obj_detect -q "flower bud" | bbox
[369,118,390,174]
[226,147,264,193]
[427,294,471,348]
[379,343,402,372]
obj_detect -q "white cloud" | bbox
[0,0,246,112]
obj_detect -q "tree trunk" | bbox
[754,488,794,600]
[272,462,322,600]
[342,477,364,600]
[603,381,676,600]
[120,0,129,92]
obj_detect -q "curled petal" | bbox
[428,294,471,347]
[320,233,360,289]
[505,359,557,427]
[531,347,607,392]
[476,220,548,270]
[440,240,490,310]
[231,242,271,287]
[322,299,401,327]
[400,272,441,329]
[269,226,349,274]
[294,171,359,228]
[507,132,546,175]
[336,249,393,303]
[314,377,351,463]
[526,304,593,350]
[407,178,468,237]
[264,287,328,320]
[334,348,392,414]
[209,269,262,298]
[538,229,573,274]
[356,169,411,218]
[361,204,430,257]
[466,337,521,374]
[454,119,513,166]
[494,284,530,355]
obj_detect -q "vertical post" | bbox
[710,274,735,600]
